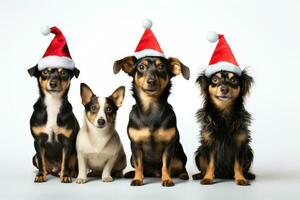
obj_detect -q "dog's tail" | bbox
[124,170,135,178]
[244,172,256,180]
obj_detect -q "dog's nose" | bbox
[147,78,156,87]
[97,118,106,126]
[50,80,58,88]
[220,86,229,94]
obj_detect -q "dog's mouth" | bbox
[144,87,160,95]
[47,88,62,93]
[217,95,232,101]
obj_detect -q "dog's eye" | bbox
[90,105,98,113]
[211,76,219,84]
[60,70,66,76]
[105,107,112,114]
[157,65,165,71]
[138,64,146,71]
[42,69,50,76]
[231,77,238,84]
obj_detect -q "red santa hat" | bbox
[204,31,242,77]
[134,19,165,59]
[38,26,75,71]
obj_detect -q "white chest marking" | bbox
[44,93,62,142]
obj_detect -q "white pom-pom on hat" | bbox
[142,18,152,29]
[207,31,219,43]
[40,25,51,35]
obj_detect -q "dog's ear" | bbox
[110,86,125,108]
[80,83,94,106]
[168,57,190,80]
[196,73,209,97]
[240,69,253,96]
[28,65,39,77]
[72,67,80,78]
[113,56,137,75]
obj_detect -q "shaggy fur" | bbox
[193,70,255,186]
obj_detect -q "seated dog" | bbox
[28,66,80,183]
[193,70,255,185]
[113,56,190,186]
[75,83,127,183]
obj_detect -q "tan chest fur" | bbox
[128,127,176,143]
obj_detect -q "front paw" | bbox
[201,178,214,185]
[131,179,143,186]
[236,179,250,186]
[34,174,47,183]
[162,179,175,187]
[61,176,72,183]
[102,176,113,182]
[76,178,86,184]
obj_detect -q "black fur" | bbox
[28,65,79,183]
[114,56,190,186]
[194,70,255,184]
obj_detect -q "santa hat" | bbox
[134,19,165,59]
[204,31,242,77]
[37,26,75,71]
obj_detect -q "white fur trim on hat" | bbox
[38,56,75,71]
[134,49,165,59]
[205,61,242,77]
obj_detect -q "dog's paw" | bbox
[131,179,143,186]
[61,176,72,183]
[192,173,204,180]
[201,178,214,185]
[75,178,86,184]
[178,172,189,180]
[162,179,175,187]
[102,176,113,182]
[236,179,250,186]
[34,175,47,183]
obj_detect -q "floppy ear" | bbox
[28,65,38,77]
[110,86,125,107]
[73,67,80,78]
[196,73,209,97]
[113,56,137,75]
[80,83,94,106]
[168,57,190,80]
[240,69,254,96]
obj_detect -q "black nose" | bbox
[97,118,106,126]
[49,80,58,88]
[220,86,229,94]
[147,78,156,87]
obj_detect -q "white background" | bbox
[1,0,300,199]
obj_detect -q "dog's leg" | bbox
[161,151,175,187]
[234,159,250,186]
[33,140,47,183]
[201,152,215,185]
[131,149,144,186]
[60,141,72,183]
[76,153,87,184]
[102,155,118,182]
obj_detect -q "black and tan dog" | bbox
[28,66,80,183]
[113,56,190,186]
[193,70,255,185]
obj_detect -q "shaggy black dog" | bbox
[193,70,255,186]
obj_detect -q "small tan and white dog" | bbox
[75,83,127,184]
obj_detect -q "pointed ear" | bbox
[80,83,94,106]
[240,69,254,96]
[73,67,80,78]
[168,57,190,80]
[113,56,137,75]
[110,86,125,107]
[196,73,209,97]
[28,65,38,77]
